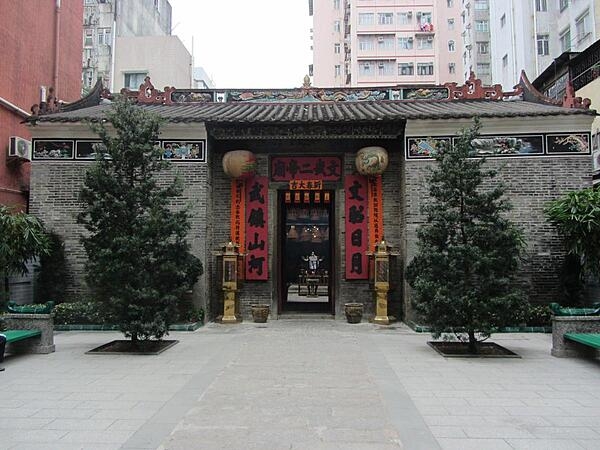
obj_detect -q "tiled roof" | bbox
[32,99,595,124]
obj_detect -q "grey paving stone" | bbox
[505,438,585,449]
[437,438,513,450]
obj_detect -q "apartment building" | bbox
[490,0,598,90]
[310,0,464,87]
[82,0,178,92]
[461,0,492,85]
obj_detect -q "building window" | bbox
[378,35,394,50]
[334,20,341,32]
[84,0,94,4]
[536,0,547,11]
[334,43,341,54]
[449,63,456,74]
[84,29,93,47]
[124,72,147,90]
[398,12,412,25]
[576,11,591,42]
[448,40,455,52]
[154,0,161,13]
[417,36,433,49]
[461,12,466,24]
[476,20,489,32]
[560,28,571,52]
[398,36,414,49]
[97,28,111,45]
[398,62,414,75]
[537,34,549,55]
[333,0,340,9]
[447,0,454,7]
[417,11,432,28]
[502,54,508,67]
[477,41,489,54]
[417,62,434,76]
[448,18,455,30]
[359,62,373,76]
[359,13,374,26]
[476,63,490,75]
[500,14,506,27]
[335,65,341,77]
[559,0,569,12]
[358,37,375,51]
[474,0,488,10]
[378,61,394,76]
[378,13,394,25]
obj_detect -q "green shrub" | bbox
[524,304,552,327]
[53,301,108,325]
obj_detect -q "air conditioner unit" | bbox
[377,36,385,42]
[9,136,32,160]
[416,12,422,18]
[407,11,413,18]
[378,63,385,68]
[408,37,414,42]
[364,63,371,69]
[427,36,433,42]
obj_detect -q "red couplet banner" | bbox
[345,175,369,280]
[245,176,269,280]
[230,179,245,252]
[368,175,384,251]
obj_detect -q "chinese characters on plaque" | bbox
[345,175,369,280]
[245,176,269,280]
[271,156,342,181]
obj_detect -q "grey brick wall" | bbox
[403,156,593,322]
[29,161,211,314]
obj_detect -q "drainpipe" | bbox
[53,0,61,94]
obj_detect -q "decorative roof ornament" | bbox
[518,70,591,109]
[303,75,311,88]
[444,71,520,101]
[120,76,175,104]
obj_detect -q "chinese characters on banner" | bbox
[368,175,384,251]
[230,179,245,252]
[245,176,269,280]
[271,157,342,181]
[345,175,369,280]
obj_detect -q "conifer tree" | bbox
[78,97,202,342]
[406,120,526,353]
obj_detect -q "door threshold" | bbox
[278,312,335,320]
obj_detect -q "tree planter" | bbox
[344,302,363,324]
[251,304,270,323]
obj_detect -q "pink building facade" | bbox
[311,0,463,87]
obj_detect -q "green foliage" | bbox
[545,187,600,279]
[406,119,527,353]
[53,301,109,325]
[523,303,552,327]
[77,96,203,341]
[0,206,50,309]
[34,231,68,304]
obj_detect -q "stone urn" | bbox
[344,303,364,324]
[251,304,270,323]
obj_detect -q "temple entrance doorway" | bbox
[279,190,334,314]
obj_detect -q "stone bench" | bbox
[3,313,55,354]
[551,316,600,358]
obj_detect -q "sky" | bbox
[168,0,313,89]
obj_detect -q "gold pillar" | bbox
[372,240,391,325]
[221,241,240,323]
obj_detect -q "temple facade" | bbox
[27,74,595,322]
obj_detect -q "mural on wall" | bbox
[162,141,206,161]
[406,137,451,158]
[546,134,590,154]
[33,139,207,162]
[344,175,369,280]
[592,132,600,173]
[407,133,591,160]
[245,176,269,280]
[468,136,544,156]
[75,141,110,159]
[32,140,74,159]
[270,156,343,181]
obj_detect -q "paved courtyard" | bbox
[1,320,599,450]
